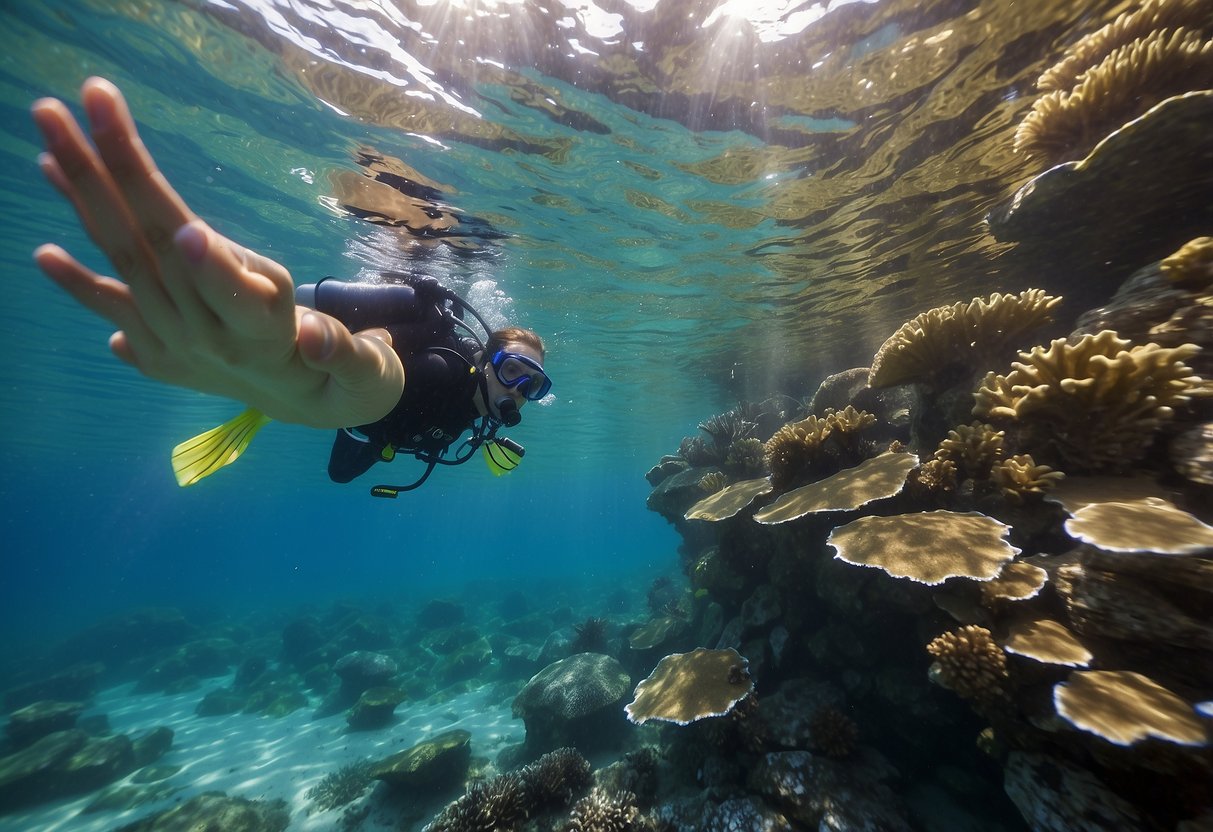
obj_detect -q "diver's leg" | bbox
[327,429,384,483]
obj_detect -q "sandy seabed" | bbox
[6,675,524,832]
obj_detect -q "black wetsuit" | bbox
[298,278,483,483]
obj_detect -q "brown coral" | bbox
[684,476,773,522]
[763,415,832,490]
[973,331,1203,471]
[697,472,727,494]
[1161,236,1213,286]
[1063,498,1213,554]
[808,705,859,759]
[934,422,1006,480]
[926,625,1009,702]
[981,561,1049,604]
[1053,670,1208,746]
[752,451,918,524]
[625,648,754,725]
[1000,618,1093,667]
[990,454,1065,503]
[829,510,1019,585]
[1036,0,1213,92]
[868,290,1061,390]
[1015,26,1213,161]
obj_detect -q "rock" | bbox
[80,780,181,814]
[317,651,399,717]
[281,617,325,670]
[369,729,471,792]
[0,728,136,811]
[4,700,84,749]
[754,679,847,750]
[646,455,689,487]
[436,637,493,685]
[740,584,782,635]
[347,686,406,731]
[416,599,465,629]
[136,638,239,693]
[52,608,194,678]
[1004,751,1144,832]
[113,791,289,832]
[1171,422,1213,486]
[3,663,104,712]
[808,368,871,416]
[195,688,246,717]
[512,653,632,758]
[131,727,173,768]
[646,467,712,524]
[749,749,912,831]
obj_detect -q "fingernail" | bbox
[175,222,206,263]
[83,87,113,131]
[31,107,62,146]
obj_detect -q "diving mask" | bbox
[490,350,552,401]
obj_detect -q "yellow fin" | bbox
[482,439,522,476]
[171,408,272,487]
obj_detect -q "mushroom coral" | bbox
[1053,670,1208,746]
[1063,498,1213,554]
[1000,618,1093,667]
[625,647,754,725]
[973,331,1203,471]
[1015,1,1213,162]
[868,290,1061,390]
[684,476,772,522]
[926,625,1009,702]
[828,510,1019,585]
[753,451,918,524]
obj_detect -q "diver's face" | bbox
[485,341,547,413]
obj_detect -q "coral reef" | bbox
[306,760,374,812]
[1062,498,1213,554]
[563,787,643,832]
[990,454,1064,503]
[973,331,1203,471]
[1014,27,1213,161]
[829,510,1019,585]
[868,290,1060,391]
[684,477,772,522]
[806,705,858,759]
[934,422,1005,480]
[625,648,754,725]
[753,451,918,524]
[1161,236,1213,286]
[762,406,878,490]
[1053,670,1208,746]
[925,626,1009,703]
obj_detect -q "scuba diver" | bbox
[171,275,549,497]
[29,78,550,496]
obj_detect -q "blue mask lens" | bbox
[492,351,552,401]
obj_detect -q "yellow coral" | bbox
[1015,27,1213,160]
[935,422,1005,480]
[926,625,1009,702]
[763,415,833,490]
[869,290,1061,390]
[973,331,1202,471]
[991,454,1065,503]
[698,472,727,493]
[625,648,754,725]
[1160,236,1213,286]
[915,457,958,494]
[1036,0,1213,92]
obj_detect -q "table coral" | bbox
[752,451,918,524]
[828,510,1019,585]
[973,330,1202,471]
[1053,669,1208,746]
[625,647,754,725]
[684,476,772,522]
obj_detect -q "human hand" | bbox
[31,77,404,428]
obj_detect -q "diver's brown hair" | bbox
[487,327,545,360]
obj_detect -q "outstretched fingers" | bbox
[297,312,405,426]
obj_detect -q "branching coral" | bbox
[914,457,958,495]
[763,415,833,490]
[1016,5,1213,162]
[868,290,1061,390]
[926,625,1009,702]
[973,331,1203,471]
[808,705,859,759]
[306,760,374,812]
[1160,236,1213,286]
[725,437,767,476]
[697,472,726,494]
[563,788,644,832]
[522,747,593,808]
[934,422,1006,480]
[424,772,531,832]
[1036,0,1213,92]
[761,406,878,490]
[990,454,1065,503]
